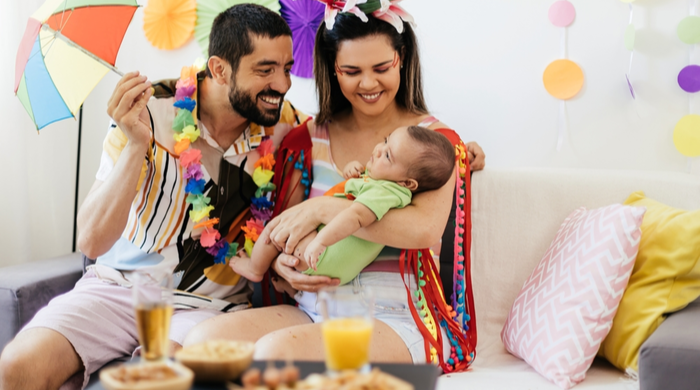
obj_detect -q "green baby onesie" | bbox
[303,177,412,284]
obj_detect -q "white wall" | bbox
[2,0,699,266]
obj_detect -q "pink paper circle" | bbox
[549,0,576,28]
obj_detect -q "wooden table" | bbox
[88,360,441,390]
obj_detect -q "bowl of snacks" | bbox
[175,340,255,382]
[99,361,194,390]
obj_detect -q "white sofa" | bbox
[2,167,699,389]
[439,167,700,390]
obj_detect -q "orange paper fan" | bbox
[143,0,197,50]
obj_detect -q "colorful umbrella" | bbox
[14,0,138,130]
[280,0,324,79]
[194,0,281,56]
[143,0,197,51]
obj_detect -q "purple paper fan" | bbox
[280,0,325,79]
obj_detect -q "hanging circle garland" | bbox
[143,0,197,50]
[674,5,700,159]
[674,115,700,157]
[678,65,700,93]
[677,16,700,45]
[548,0,575,28]
[280,0,324,79]
[544,1,582,152]
[543,1,583,101]
[543,59,584,100]
[624,24,636,51]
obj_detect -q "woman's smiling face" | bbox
[334,35,401,117]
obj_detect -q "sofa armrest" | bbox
[639,296,700,390]
[0,253,83,349]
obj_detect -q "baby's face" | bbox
[366,127,420,183]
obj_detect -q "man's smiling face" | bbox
[228,34,294,126]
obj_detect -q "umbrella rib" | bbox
[40,24,124,76]
[59,6,75,33]
[59,0,69,31]
[24,32,57,65]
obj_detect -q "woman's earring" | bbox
[333,72,337,76]
[400,64,404,69]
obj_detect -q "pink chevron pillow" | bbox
[501,205,645,389]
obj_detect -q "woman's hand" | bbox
[271,253,340,292]
[265,197,331,254]
[466,141,486,171]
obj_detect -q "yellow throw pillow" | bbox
[599,191,700,373]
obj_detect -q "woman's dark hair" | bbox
[207,4,292,77]
[314,15,428,123]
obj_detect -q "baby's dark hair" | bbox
[406,126,455,194]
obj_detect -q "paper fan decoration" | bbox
[280,0,324,79]
[143,0,197,50]
[195,0,281,56]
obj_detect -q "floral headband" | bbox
[317,0,415,33]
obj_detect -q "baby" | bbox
[230,126,456,285]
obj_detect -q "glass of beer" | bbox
[132,269,174,362]
[319,286,375,374]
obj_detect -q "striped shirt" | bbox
[94,77,306,311]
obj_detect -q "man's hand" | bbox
[303,240,326,271]
[107,71,153,149]
[342,161,365,179]
[466,141,485,171]
[265,197,328,254]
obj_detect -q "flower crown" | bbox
[317,0,415,33]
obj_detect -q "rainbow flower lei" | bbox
[173,62,277,265]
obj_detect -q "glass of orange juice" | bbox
[319,286,375,374]
[132,270,174,362]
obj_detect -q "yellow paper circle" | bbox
[143,0,197,50]
[674,115,700,157]
[543,59,584,100]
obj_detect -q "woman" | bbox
[184,1,485,370]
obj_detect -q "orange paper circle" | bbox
[543,59,584,100]
[674,115,700,157]
[143,0,197,50]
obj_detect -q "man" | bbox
[0,4,304,389]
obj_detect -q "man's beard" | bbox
[228,84,283,127]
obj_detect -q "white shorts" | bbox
[295,271,449,364]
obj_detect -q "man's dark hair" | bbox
[406,126,455,194]
[207,4,292,77]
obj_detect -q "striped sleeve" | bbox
[95,121,127,181]
[95,120,150,190]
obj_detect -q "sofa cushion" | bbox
[501,205,645,388]
[0,253,83,348]
[639,297,700,390]
[599,192,700,373]
[470,168,700,352]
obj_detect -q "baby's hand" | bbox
[342,161,364,179]
[303,240,326,272]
